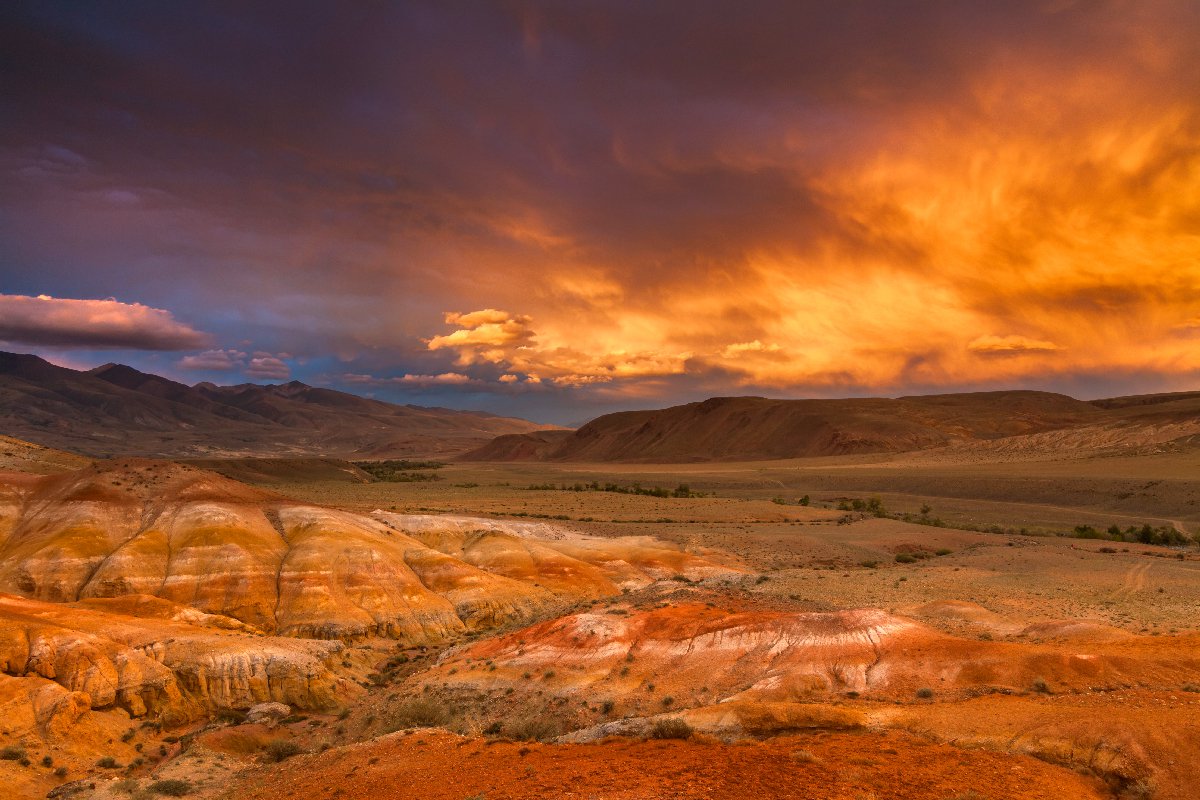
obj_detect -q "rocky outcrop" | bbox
[0,593,355,722]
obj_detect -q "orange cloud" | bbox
[967,336,1062,356]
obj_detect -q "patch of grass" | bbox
[96,756,121,768]
[895,553,917,564]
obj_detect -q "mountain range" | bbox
[0,351,556,458]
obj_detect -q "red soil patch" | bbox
[228,729,1108,800]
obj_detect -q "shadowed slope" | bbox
[0,351,558,458]
[464,390,1200,462]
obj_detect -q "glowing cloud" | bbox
[967,336,1062,356]
[0,294,210,350]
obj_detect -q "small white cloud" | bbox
[398,372,473,385]
[245,355,291,380]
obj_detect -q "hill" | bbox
[0,351,557,458]
[462,390,1200,462]
[0,433,90,474]
[0,459,738,641]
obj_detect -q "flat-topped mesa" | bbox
[0,461,742,643]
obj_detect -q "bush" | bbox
[96,756,120,768]
[648,718,693,740]
[148,779,193,796]
[915,687,934,699]
[895,553,916,564]
[508,716,562,742]
[386,698,450,731]
[0,746,26,761]
[1031,677,1051,694]
[935,548,952,556]
[263,740,301,762]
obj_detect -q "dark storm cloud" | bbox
[2,1,1199,421]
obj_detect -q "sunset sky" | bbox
[3,1,1199,423]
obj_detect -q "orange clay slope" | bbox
[0,460,742,641]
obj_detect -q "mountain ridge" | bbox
[462,389,1200,462]
[0,351,558,458]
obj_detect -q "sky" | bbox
[2,1,1199,424]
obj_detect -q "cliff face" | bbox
[0,461,741,644]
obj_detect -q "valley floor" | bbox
[3,447,1199,799]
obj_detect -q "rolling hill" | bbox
[463,390,1200,462]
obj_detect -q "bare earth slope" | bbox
[0,461,740,642]
[0,351,557,458]
[464,390,1200,462]
[0,434,89,474]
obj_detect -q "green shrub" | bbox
[895,553,916,564]
[648,718,693,740]
[96,756,120,768]
[915,687,934,699]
